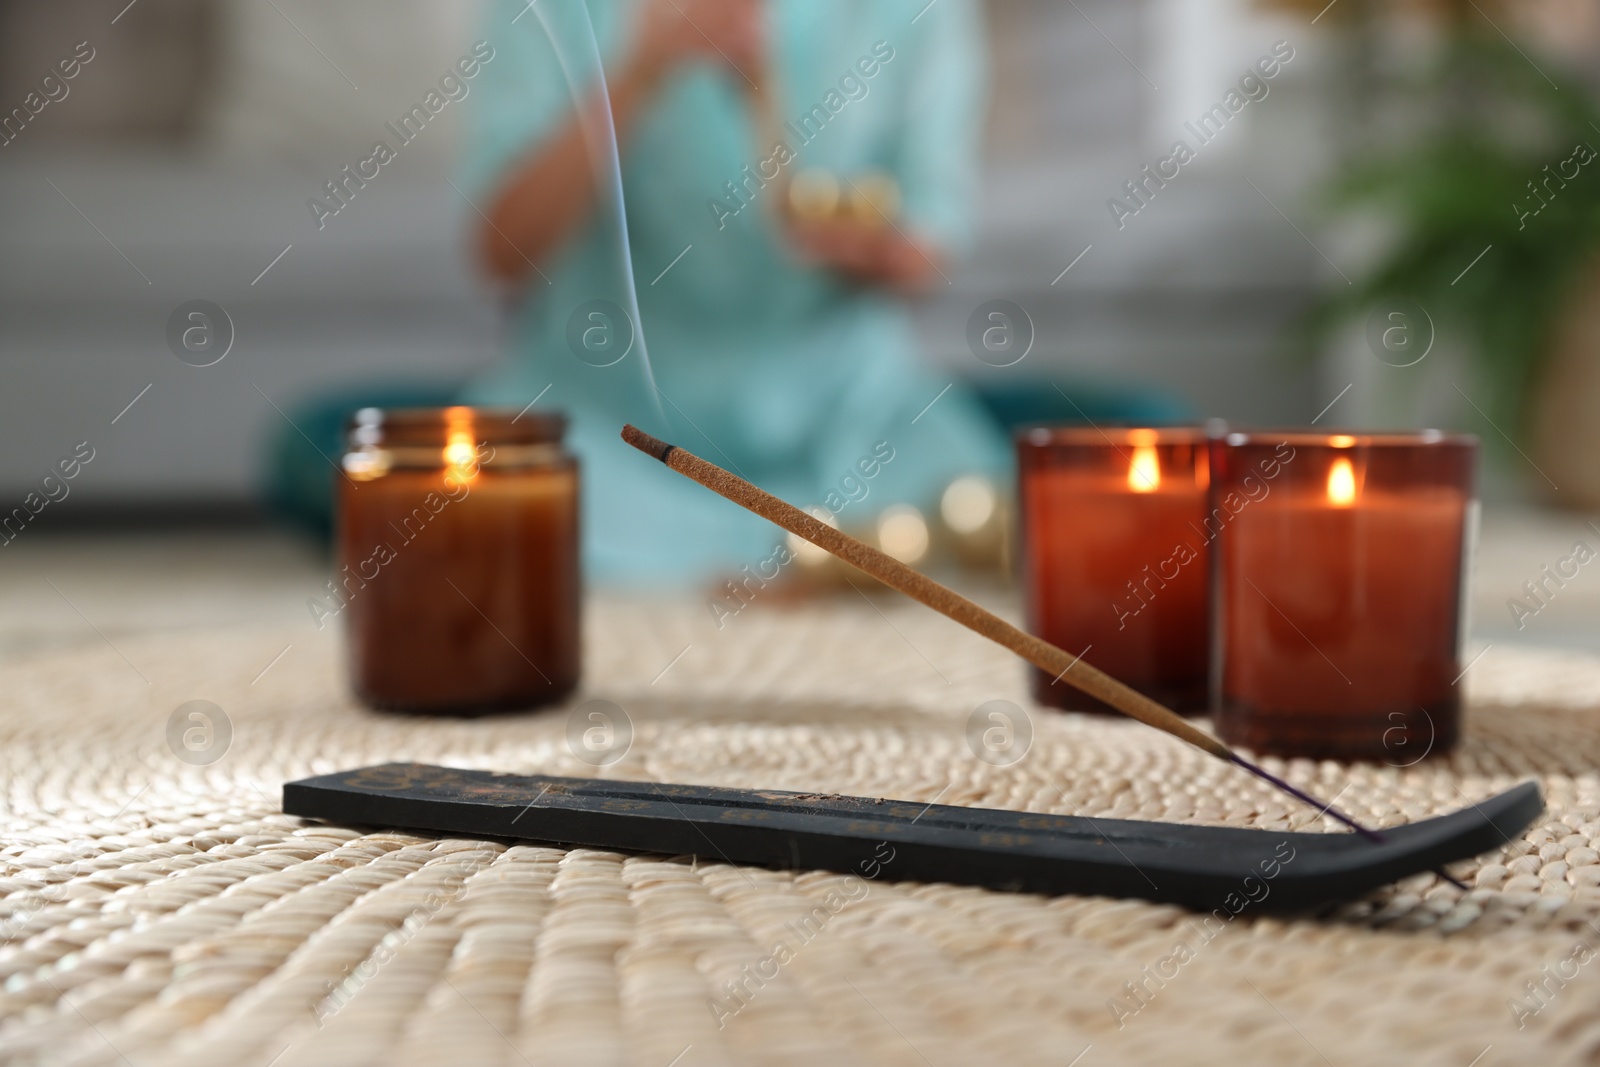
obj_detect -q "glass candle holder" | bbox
[1210,431,1477,761]
[1016,427,1210,714]
[335,407,581,714]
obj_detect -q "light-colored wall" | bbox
[0,1,500,506]
[919,0,1323,422]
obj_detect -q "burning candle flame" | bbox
[444,407,478,482]
[1327,456,1356,506]
[1128,432,1161,493]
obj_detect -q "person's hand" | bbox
[626,0,764,90]
[785,217,946,293]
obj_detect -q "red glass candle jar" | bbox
[1211,431,1477,760]
[335,407,581,713]
[1017,427,1210,714]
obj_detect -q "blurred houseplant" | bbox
[1275,0,1600,504]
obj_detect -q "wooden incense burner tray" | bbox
[284,763,1541,913]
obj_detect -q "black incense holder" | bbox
[283,764,1540,912]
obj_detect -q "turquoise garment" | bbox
[462,0,1008,583]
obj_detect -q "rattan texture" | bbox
[4,594,1600,1066]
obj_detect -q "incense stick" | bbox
[622,425,1393,843]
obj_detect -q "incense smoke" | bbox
[528,0,662,421]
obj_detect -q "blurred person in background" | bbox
[461,0,1006,582]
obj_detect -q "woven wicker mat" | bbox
[5,594,1600,1067]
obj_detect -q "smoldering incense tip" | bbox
[622,423,675,464]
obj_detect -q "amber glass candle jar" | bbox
[1016,427,1210,714]
[1210,431,1477,760]
[336,407,580,713]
